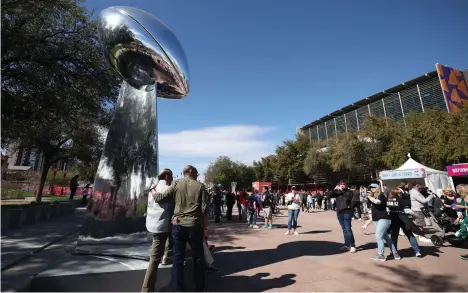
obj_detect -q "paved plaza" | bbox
[205,208,468,292]
[1,207,467,292]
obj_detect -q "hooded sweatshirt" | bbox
[146,180,174,233]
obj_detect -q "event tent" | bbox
[379,154,454,194]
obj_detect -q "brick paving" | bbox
[206,207,468,292]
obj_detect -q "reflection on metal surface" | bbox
[81,6,190,242]
[97,6,189,98]
[87,82,157,221]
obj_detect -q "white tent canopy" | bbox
[380,154,455,195]
[398,157,454,193]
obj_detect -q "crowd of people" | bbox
[326,180,468,261]
[141,165,468,292]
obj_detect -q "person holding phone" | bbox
[285,186,301,235]
[329,180,356,253]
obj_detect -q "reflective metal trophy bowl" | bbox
[30,7,191,291]
[77,6,189,255]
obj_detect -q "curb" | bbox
[1,228,80,272]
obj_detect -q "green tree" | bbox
[252,155,278,182]
[275,135,310,184]
[303,142,333,181]
[1,0,119,201]
[204,156,255,189]
[402,108,468,170]
[360,116,404,171]
[236,162,256,189]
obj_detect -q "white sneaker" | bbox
[284,230,290,235]
[252,225,259,229]
[249,224,253,228]
[294,231,299,235]
[349,247,356,253]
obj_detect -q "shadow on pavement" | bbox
[208,222,254,243]
[214,246,246,253]
[207,272,296,292]
[275,224,302,229]
[349,265,465,292]
[356,242,443,257]
[215,240,344,276]
[300,230,332,235]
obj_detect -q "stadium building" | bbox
[299,63,468,143]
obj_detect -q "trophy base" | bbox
[79,214,147,239]
[29,254,169,292]
[29,254,195,292]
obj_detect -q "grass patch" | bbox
[44,196,82,201]
[1,189,34,199]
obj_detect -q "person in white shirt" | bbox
[142,169,174,292]
[307,193,313,212]
[285,186,301,235]
[409,182,434,243]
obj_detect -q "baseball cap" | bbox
[291,186,296,189]
[369,183,379,188]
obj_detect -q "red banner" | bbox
[252,181,272,191]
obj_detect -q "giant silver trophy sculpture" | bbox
[77,6,189,255]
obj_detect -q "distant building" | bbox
[5,146,72,172]
[299,63,468,143]
[297,63,468,186]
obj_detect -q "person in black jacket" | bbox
[225,191,235,221]
[387,189,423,258]
[329,180,356,253]
[367,189,400,261]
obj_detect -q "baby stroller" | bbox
[421,196,465,247]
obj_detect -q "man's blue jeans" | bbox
[287,209,300,230]
[337,212,355,248]
[172,225,205,292]
[374,219,398,255]
[248,209,256,225]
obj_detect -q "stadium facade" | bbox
[299,63,468,143]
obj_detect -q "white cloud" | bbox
[159,125,275,179]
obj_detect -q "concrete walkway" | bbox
[2,206,467,292]
[1,208,85,271]
[1,208,86,292]
[205,207,468,292]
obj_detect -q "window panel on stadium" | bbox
[317,123,327,140]
[369,99,385,117]
[326,120,335,138]
[383,94,403,121]
[356,105,370,129]
[400,86,423,114]
[345,111,358,131]
[419,77,447,111]
[309,126,318,142]
[335,115,346,134]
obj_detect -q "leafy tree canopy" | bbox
[204,156,255,189]
[1,0,120,201]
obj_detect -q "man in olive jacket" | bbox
[151,165,208,292]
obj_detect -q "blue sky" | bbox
[84,0,468,179]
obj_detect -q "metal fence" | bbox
[304,77,447,142]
